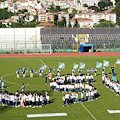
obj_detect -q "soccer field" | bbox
[0,56,120,120]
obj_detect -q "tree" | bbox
[96,19,115,27]
[74,19,79,27]
[112,1,120,25]
[88,6,99,12]
[62,8,69,12]
[0,23,6,28]
[68,21,72,27]
[11,23,24,28]
[98,1,106,11]
[72,9,77,15]
[83,4,88,7]
[59,17,66,27]
[0,8,14,20]
[56,6,61,12]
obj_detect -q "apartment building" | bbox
[75,12,116,24]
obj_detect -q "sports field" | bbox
[0,54,120,120]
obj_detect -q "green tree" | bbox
[74,19,79,27]
[68,20,72,27]
[62,8,69,12]
[83,4,88,7]
[98,1,106,11]
[0,8,14,19]
[59,17,66,27]
[72,9,77,15]
[96,19,115,27]
[88,6,99,12]
[0,23,6,28]
[56,6,61,12]
[11,23,24,28]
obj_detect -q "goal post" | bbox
[24,43,52,54]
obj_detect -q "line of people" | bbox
[102,74,120,96]
[0,90,50,108]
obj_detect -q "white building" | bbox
[70,18,94,28]
[80,0,101,6]
[75,12,116,24]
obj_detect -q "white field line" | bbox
[1,73,44,87]
[39,58,55,75]
[80,102,97,120]
[1,73,16,84]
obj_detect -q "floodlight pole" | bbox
[14,6,15,53]
[95,24,96,50]
[109,23,110,51]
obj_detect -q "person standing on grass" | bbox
[46,94,49,104]
[48,73,52,83]
[30,68,34,77]
[57,68,61,76]
[102,67,105,75]
[16,69,19,78]
[111,65,115,76]
[72,69,75,76]
[2,81,4,89]
[87,68,89,76]
[94,68,97,76]
[78,69,82,76]
[45,72,48,84]
[22,83,25,94]
[39,69,43,77]
[23,69,26,78]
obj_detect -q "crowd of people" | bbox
[49,74,99,105]
[0,90,50,108]
[61,85,99,106]
[102,74,120,96]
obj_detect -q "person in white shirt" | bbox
[28,93,32,107]
[75,92,79,103]
[39,94,43,107]
[102,75,105,84]
[32,94,35,108]
[91,90,94,101]
[46,94,49,104]
[91,74,94,83]
[81,90,85,103]
[65,93,70,106]
[0,92,2,106]
[2,81,4,89]
[36,94,39,107]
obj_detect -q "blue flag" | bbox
[115,59,120,64]
[59,62,65,69]
[104,60,109,67]
[96,62,102,68]
[73,63,78,69]
[79,63,85,69]
[40,65,46,70]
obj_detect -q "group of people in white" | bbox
[50,74,99,106]
[102,74,120,96]
[61,84,98,106]
[0,90,50,108]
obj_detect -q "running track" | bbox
[0,52,120,58]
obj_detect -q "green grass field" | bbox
[0,56,120,120]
